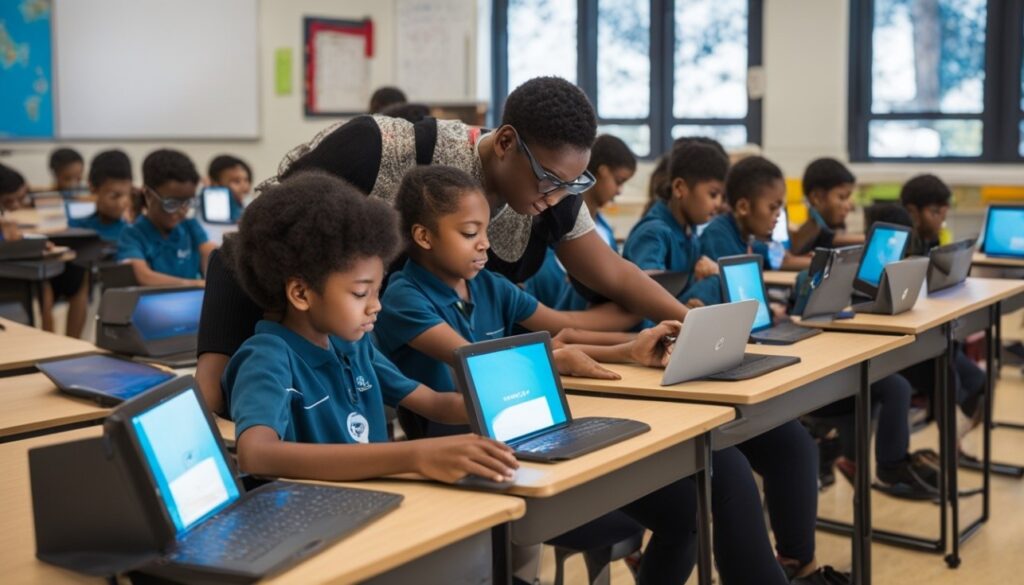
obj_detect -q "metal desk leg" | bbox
[696,434,713,585]
[944,324,961,569]
[853,361,872,585]
[492,524,512,585]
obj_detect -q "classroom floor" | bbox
[546,313,1024,585]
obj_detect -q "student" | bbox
[900,173,949,255]
[49,147,85,193]
[69,150,132,242]
[791,158,864,254]
[221,171,519,490]
[525,134,637,310]
[623,142,726,307]
[377,165,790,585]
[700,155,805,270]
[0,163,29,212]
[118,149,215,286]
[368,86,407,114]
[207,154,253,222]
[641,136,729,217]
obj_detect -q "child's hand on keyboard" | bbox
[414,434,519,484]
[631,320,683,367]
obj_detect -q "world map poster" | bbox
[0,0,53,138]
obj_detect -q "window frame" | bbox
[848,0,1024,162]
[491,0,763,158]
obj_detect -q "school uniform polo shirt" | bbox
[699,212,770,264]
[376,259,540,392]
[224,320,419,445]
[229,196,244,222]
[69,212,127,242]
[117,216,208,279]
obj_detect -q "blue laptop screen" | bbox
[132,389,240,534]
[984,207,1024,257]
[722,261,772,331]
[132,289,204,341]
[40,355,173,400]
[466,341,568,443]
[858,227,909,286]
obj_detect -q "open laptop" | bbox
[201,186,235,225]
[927,237,976,293]
[772,206,791,249]
[718,254,820,344]
[662,299,801,384]
[853,221,912,300]
[36,354,174,406]
[97,287,204,368]
[980,205,1024,259]
[103,376,403,582]
[852,257,929,315]
[453,332,650,462]
[799,245,863,322]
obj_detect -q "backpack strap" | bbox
[413,117,438,165]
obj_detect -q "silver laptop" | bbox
[662,300,801,385]
[800,245,863,323]
[852,256,929,315]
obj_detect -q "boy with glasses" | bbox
[118,149,216,286]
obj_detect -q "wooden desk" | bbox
[0,318,99,374]
[973,252,1024,270]
[0,427,525,585]
[0,374,109,443]
[764,270,799,288]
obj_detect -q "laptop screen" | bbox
[857,226,909,287]
[984,207,1024,257]
[132,289,204,341]
[131,389,240,534]
[39,354,174,400]
[772,206,790,249]
[722,260,772,331]
[202,187,233,223]
[465,341,568,443]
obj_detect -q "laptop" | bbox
[662,300,801,385]
[853,221,912,300]
[852,257,929,315]
[927,237,976,294]
[772,206,791,249]
[799,245,863,322]
[980,205,1024,259]
[97,287,204,367]
[0,238,48,261]
[453,331,650,462]
[103,376,403,582]
[718,254,820,345]
[201,186,235,225]
[36,354,174,406]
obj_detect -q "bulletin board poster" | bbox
[0,0,54,139]
[303,17,373,117]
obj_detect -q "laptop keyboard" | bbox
[707,353,801,381]
[515,417,635,455]
[170,482,401,565]
[756,321,819,343]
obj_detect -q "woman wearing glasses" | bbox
[195,76,689,416]
[117,149,217,287]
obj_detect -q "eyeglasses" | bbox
[513,130,596,195]
[145,186,197,214]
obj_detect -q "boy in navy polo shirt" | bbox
[623,142,728,307]
[221,170,517,484]
[118,149,217,286]
[207,154,252,222]
[69,150,132,242]
[790,158,864,255]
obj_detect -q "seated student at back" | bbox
[207,154,253,222]
[69,150,132,242]
[118,149,216,286]
[378,165,796,585]
[221,171,517,485]
[623,142,727,307]
[525,134,637,310]
[790,158,864,254]
[49,147,85,194]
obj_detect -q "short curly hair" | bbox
[725,156,784,208]
[802,158,855,197]
[501,77,596,151]
[394,166,482,243]
[0,163,26,197]
[142,149,199,189]
[667,142,729,200]
[900,174,951,209]
[588,135,637,175]
[49,147,83,173]
[88,150,132,188]
[369,86,407,113]
[223,171,400,312]
[208,155,252,184]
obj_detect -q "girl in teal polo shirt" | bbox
[221,171,517,485]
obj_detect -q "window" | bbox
[493,0,762,158]
[849,0,1024,161]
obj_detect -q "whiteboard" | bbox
[53,0,259,139]
[396,0,475,102]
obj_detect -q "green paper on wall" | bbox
[275,48,293,95]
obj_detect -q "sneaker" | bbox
[876,456,940,501]
[785,564,851,584]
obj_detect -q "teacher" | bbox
[196,76,689,412]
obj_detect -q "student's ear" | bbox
[410,224,433,251]
[285,277,313,312]
[492,126,517,161]
[734,198,751,217]
[671,177,689,200]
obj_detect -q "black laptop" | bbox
[718,254,820,345]
[98,376,402,582]
[927,237,976,293]
[36,353,175,406]
[453,332,650,462]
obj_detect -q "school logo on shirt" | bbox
[177,249,191,259]
[347,412,370,443]
[354,375,373,393]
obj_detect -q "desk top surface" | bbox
[973,252,1024,269]
[0,318,100,372]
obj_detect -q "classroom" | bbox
[1,0,1023,584]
